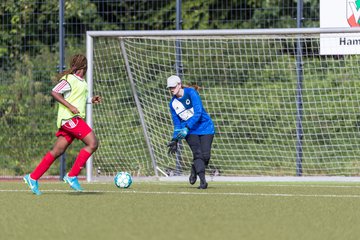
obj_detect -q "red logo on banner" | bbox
[347,0,360,27]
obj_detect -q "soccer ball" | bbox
[114,172,132,188]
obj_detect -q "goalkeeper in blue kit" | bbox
[166,75,215,189]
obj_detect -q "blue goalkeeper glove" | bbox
[176,127,189,140]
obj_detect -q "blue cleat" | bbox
[63,174,83,192]
[23,174,42,195]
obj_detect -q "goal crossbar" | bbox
[87,27,360,37]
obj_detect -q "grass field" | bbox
[2,180,360,240]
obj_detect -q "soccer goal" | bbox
[86,28,360,181]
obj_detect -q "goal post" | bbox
[86,28,360,181]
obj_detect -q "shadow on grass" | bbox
[41,191,105,196]
[67,191,104,196]
[176,185,213,190]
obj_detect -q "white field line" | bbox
[84,181,360,189]
[2,189,360,198]
[6,180,360,188]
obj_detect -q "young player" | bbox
[23,54,102,195]
[166,75,215,189]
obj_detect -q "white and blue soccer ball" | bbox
[114,172,132,188]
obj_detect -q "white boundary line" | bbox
[2,189,360,198]
[91,176,360,182]
[4,176,360,182]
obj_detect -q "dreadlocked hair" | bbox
[55,54,88,81]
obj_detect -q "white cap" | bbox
[167,75,181,88]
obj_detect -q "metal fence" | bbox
[0,0,320,178]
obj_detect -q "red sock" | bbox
[30,152,56,180]
[68,149,92,177]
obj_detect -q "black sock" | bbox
[198,172,206,184]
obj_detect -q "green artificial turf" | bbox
[1,181,360,240]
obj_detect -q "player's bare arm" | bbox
[51,90,79,114]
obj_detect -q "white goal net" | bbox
[86,28,360,179]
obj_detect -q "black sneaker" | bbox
[197,182,208,189]
[189,165,197,185]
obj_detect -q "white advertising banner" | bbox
[320,0,360,55]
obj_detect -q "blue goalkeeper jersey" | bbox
[169,87,215,139]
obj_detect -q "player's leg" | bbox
[65,128,98,191]
[31,135,71,179]
[24,135,71,195]
[68,131,98,177]
[199,134,214,168]
[186,135,207,189]
[80,130,99,155]
[189,164,197,185]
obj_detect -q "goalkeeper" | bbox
[166,75,215,189]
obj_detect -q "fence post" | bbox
[59,0,66,180]
[174,0,184,176]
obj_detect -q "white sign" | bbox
[320,0,360,55]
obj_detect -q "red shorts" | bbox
[55,117,92,144]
